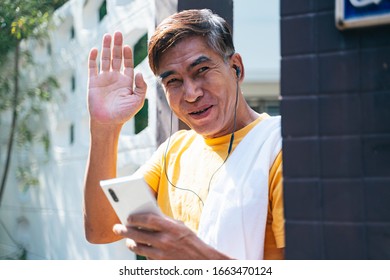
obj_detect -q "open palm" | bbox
[87,32,147,125]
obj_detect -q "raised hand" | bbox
[87,31,147,125]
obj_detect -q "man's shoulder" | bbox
[166,129,199,149]
[170,129,197,140]
[250,114,281,136]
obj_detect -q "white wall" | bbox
[0,0,157,260]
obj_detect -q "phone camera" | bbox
[108,188,119,202]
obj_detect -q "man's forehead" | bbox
[191,56,212,67]
[158,55,214,79]
[156,36,222,74]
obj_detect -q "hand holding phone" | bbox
[100,175,162,225]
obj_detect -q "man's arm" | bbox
[269,151,285,259]
[83,31,147,243]
[83,122,122,243]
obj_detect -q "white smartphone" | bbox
[100,175,162,225]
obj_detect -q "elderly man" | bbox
[84,9,284,260]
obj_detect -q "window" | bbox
[133,33,148,67]
[99,0,107,22]
[70,25,75,39]
[71,75,76,92]
[246,98,280,116]
[134,99,148,134]
[47,43,52,55]
[70,123,75,145]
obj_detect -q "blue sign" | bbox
[336,0,390,29]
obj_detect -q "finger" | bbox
[127,227,157,246]
[101,33,112,72]
[134,73,147,97]
[88,48,98,78]
[127,213,168,232]
[123,45,134,78]
[126,238,158,259]
[111,31,123,72]
[113,224,156,246]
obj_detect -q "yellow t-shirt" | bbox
[140,113,285,259]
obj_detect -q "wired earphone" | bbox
[163,65,241,207]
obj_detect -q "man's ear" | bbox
[233,65,241,78]
[230,53,244,81]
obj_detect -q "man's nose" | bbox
[183,79,203,103]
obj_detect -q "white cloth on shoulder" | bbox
[197,116,282,260]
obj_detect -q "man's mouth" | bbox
[189,105,212,115]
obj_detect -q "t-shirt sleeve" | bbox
[269,151,285,248]
[134,140,166,194]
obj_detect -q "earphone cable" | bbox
[163,111,206,206]
[206,77,239,194]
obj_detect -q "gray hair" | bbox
[148,9,235,74]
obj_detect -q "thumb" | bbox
[134,72,147,97]
[113,224,127,235]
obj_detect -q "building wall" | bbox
[281,0,390,259]
[0,0,157,260]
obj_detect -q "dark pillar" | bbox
[178,0,233,28]
[280,0,390,259]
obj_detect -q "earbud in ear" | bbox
[233,65,241,78]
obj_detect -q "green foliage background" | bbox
[0,0,70,260]
[0,0,68,206]
[0,0,68,60]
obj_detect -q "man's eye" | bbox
[198,67,209,74]
[166,78,181,87]
[167,78,178,84]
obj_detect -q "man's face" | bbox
[157,36,238,139]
